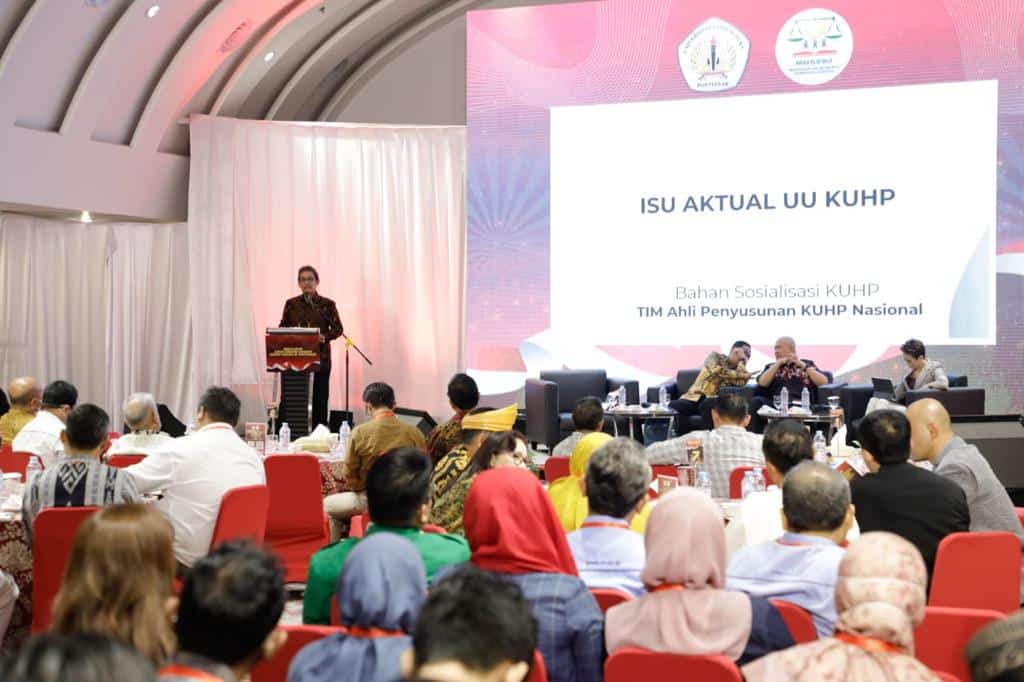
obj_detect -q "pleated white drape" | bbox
[0,213,194,428]
[187,116,466,420]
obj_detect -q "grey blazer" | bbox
[895,359,949,401]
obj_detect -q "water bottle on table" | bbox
[338,421,351,460]
[741,470,755,499]
[752,467,766,492]
[696,470,713,498]
[779,387,789,414]
[279,422,291,451]
[813,431,827,462]
[801,387,810,411]
[26,455,42,488]
[658,385,668,408]
[618,385,627,407]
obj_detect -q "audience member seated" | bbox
[909,398,1024,588]
[51,504,175,666]
[291,533,426,682]
[606,487,794,664]
[742,532,937,681]
[158,542,286,682]
[464,468,604,682]
[107,392,173,457]
[432,404,517,504]
[647,393,764,498]
[22,404,140,542]
[0,376,40,445]
[668,341,752,435]
[325,382,427,540]
[0,570,17,644]
[751,337,828,432]
[126,386,265,570]
[12,379,77,467]
[966,609,1024,682]
[431,431,531,534]
[726,461,852,638]
[850,409,969,580]
[0,633,156,682]
[304,447,469,625]
[402,564,538,682]
[726,419,851,556]
[551,397,605,457]
[868,339,949,413]
[549,432,610,530]
[567,437,648,597]
[426,373,480,463]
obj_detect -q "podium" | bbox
[266,328,323,438]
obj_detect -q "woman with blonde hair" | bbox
[51,503,177,666]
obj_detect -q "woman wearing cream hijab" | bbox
[548,432,651,532]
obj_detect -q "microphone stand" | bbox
[342,332,373,416]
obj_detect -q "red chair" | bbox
[526,649,548,682]
[1015,507,1024,527]
[914,606,1004,681]
[728,466,768,499]
[106,453,145,468]
[0,445,30,478]
[349,512,369,539]
[209,485,269,550]
[929,532,1021,613]
[605,648,742,682]
[651,464,678,479]
[250,624,342,682]
[263,455,330,583]
[590,588,632,614]
[106,432,121,440]
[933,672,961,682]
[543,456,570,483]
[770,599,818,644]
[32,506,100,632]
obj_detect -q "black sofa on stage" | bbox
[525,369,639,450]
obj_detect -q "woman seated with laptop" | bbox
[867,339,949,413]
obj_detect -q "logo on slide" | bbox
[678,18,749,93]
[776,8,853,86]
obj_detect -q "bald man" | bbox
[750,336,828,433]
[0,377,41,445]
[908,399,1024,563]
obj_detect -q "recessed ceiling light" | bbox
[146,5,160,18]
[263,51,276,63]
[79,211,93,223]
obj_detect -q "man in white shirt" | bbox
[646,393,764,498]
[107,392,173,457]
[725,419,859,557]
[127,386,265,570]
[12,380,77,468]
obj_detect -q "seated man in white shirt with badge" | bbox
[126,386,265,572]
[106,392,173,458]
[566,437,648,597]
[12,380,77,468]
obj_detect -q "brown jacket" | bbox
[343,413,426,491]
[279,294,343,360]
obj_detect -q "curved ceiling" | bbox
[0,0,519,222]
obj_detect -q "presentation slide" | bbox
[550,81,996,346]
[466,0,1024,412]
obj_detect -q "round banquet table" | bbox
[0,514,31,651]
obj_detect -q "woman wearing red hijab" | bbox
[463,468,604,682]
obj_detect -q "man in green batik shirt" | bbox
[303,447,469,625]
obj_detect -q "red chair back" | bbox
[32,506,100,632]
[590,588,632,614]
[770,599,818,644]
[651,464,678,479]
[605,648,742,682]
[1015,507,1024,527]
[728,466,767,499]
[263,455,329,582]
[543,456,570,482]
[526,649,548,682]
[933,672,961,682]
[349,512,369,539]
[929,531,1021,613]
[106,454,145,468]
[209,485,269,550]
[106,432,121,440]
[250,624,342,682]
[914,606,1004,681]
[0,445,30,478]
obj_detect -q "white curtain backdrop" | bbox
[0,213,194,428]
[188,115,466,422]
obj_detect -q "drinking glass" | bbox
[827,395,841,410]
[773,395,782,412]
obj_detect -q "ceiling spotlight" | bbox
[146,5,160,18]
[79,211,93,223]
[263,51,276,63]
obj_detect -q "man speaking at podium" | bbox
[280,265,343,429]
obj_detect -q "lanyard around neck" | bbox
[834,632,902,654]
[340,624,405,638]
[651,583,686,593]
[581,521,630,530]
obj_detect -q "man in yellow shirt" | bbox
[0,377,41,445]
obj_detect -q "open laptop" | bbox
[871,377,897,401]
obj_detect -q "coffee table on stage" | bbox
[606,405,677,441]
[764,409,845,444]
[266,328,323,439]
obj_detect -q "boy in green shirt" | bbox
[304,446,469,624]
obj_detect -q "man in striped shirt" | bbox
[646,393,763,498]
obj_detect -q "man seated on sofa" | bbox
[750,336,828,433]
[667,341,752,436]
